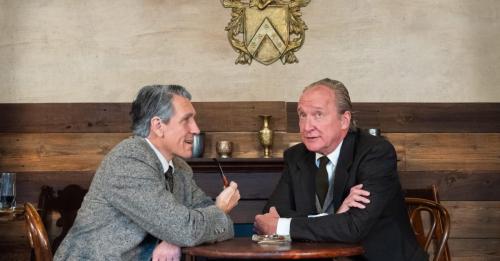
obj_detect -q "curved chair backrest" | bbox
[25,202,53,261]
[405,197,450,261]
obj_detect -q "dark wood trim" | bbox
[188,157,284,173]
[14,168,500,203]
[2,102,499,133]
[288,102,500,133]
[0,103,132,133]
[0,102,287,133]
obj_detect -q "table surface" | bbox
[182,237,364,259]
[0,207,25,222]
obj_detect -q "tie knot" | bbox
[164,167,173,176]
[319,156,329,167]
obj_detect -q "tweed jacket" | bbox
[54,136,233,260]
[265,130,427,261]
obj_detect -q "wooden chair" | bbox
[405,197,450,261]
[24,202,53,261]
[404,184,451,261]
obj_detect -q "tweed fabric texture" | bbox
[54,136,234,260]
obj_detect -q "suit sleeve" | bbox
[290,140,400,243]
[101,155,233,247]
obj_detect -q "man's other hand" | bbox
[254,206,280,235]
[337,184,370,214]
[215,181,240,214]
[152,241,180,261]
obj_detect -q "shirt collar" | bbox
[315,140,343,166]
[145,138,174,173]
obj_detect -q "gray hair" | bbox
[304,78,357,130]
[130,84,192,137]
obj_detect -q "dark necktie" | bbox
[316,156,330,207]
[164,167,174,191]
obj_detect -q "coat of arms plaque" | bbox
[221,0,310,65]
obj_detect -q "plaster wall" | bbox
[0,0,499,102]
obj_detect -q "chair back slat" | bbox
[404,184,451,261]
[24,202,53,261]
[405,197,450,261]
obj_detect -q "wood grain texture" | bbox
[2,132,499,172]
[400,171,499,201]
[0,103,131,133]
[0,102,287,133]
[0,133,129,172]
[402,133,500,171]
[448,238,500,260]
[193,102,287,132]
[443,201,500,238]
[287,103,500,133]
[2,102,499,133]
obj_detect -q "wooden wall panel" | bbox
[0,133,129,172]
[0,103,131,133]
[2,102,499,133]
[449,239,500,260]
[3,132,499,172]
[194,102,287,132]
[399,171,499,201]
[0,102,287,133]
[287,103,500,133]
[444,201,500,238]
[1,102,499,261]
[403,133,500,171]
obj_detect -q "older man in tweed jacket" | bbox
[55,85,240,261]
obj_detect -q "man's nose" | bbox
[301,117,314,132]
[191,120,200,134]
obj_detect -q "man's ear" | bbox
[341,111,351,130]
[150,117,164,137]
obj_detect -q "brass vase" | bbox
[258,115,273,158]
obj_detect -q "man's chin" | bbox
[303,142,321,153]
[174,150,193,159]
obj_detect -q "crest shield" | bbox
[222,0,310,65]
[245,6,289,65]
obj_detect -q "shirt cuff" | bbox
[276,218,291,236]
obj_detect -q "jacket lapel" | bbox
[332,131,356,211]
[296,149,318,214]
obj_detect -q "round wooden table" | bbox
[183,237,364,260]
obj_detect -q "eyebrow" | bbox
[180,112,195,121]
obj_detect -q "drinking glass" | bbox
[191,133,205,158]
[0,173,16,211]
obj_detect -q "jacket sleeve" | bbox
[290,140,400,243]
[101,154,234,247]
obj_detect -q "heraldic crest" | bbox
[221,0,310,65]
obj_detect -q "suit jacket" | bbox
[54,137,233,261]
[265,129,428,261]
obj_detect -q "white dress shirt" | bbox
[145,138,174,174]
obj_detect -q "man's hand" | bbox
[337,184,370,214]
[254,206,280,235]
[215,181,240,214]
[152,241,181,261]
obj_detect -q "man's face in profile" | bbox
[160,95,200,159]
[297,85,350,155]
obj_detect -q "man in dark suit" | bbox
[254,79,427,261]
